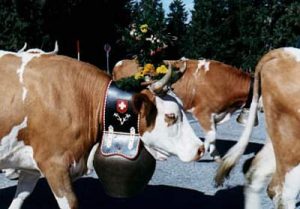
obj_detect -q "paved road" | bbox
[0,111,297,209]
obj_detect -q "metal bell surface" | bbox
[93,144,156,198]
[236,108,259,126]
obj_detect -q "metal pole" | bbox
[77,40,80,61]
[106,51,110,75]
[104,43,111,75]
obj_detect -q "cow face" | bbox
[133,90,204,162]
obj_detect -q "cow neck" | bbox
[100,81,141,159]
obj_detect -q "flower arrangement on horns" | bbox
[116,23,178,91]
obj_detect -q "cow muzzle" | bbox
[193,144,205,161]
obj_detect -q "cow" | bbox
[0,49,205,209]
[215,47,300,209]
[112,58,253,161]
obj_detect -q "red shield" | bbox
[116,99,128,114]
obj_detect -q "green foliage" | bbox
[0,2,28,51]
[166,0,188,58]
[184,0,300,71]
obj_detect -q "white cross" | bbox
[118,101,127,110]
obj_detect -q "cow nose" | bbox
[196,144,205,160]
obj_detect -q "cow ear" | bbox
[132,92,157,127]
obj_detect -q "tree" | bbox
[166,0,188,59]
[0,1,28,51]
[184,0,300,71]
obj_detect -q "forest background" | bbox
[0,0,299,72]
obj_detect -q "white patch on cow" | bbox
[281,163,300,208]
[0,117,39,171]
[17,53,40,83]
[22,87,28,102]
[115,60,123,67]
[55,195,71,209]
[15,52,41,104]
[204,115,216,154]
[141,96,203,162]
[244,139,275,209]
[284,47,300,62]
[195,60,210,76]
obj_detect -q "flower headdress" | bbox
[117,23,178,91]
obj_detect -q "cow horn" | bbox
[49,41,59,54]
[179,61,187,73]
[17,42,27,53]
[149,63,172,93]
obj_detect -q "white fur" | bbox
[141,96,203,162]
[244,138,275,209]
[0,117,39,170]
[22,87,28,102]
[115,60,123,67]
[281,163,300,208]
[284,47,300,62]
[55,195,71,209]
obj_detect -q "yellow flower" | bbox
[143,63,155,74]
[156,65,168,74]
[134,71,144,80]
[140,24,148,33]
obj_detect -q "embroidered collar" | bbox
[100,81,141,159]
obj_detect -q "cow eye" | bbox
[164,113,178,126]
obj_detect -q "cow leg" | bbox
[268,164,300,209]
[281,163,300,209]
[244,138,275,209]
[41,162,78,209]
[196,111,220,161]
[8,170,40,209]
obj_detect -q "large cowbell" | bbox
[93,82,156,198]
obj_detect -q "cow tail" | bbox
[214,57,262,187]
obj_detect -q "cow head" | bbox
[132,65,205,162]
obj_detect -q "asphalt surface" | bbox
[1,111,297,209]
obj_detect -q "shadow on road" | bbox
[198,138,264,164]
[0,177,244,209]
[216,138,264,157]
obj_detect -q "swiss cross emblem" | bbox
[116,99,128,114]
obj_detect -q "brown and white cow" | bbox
[113,58,253,161]
[0,49,205,209]
[215,47,300,209]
